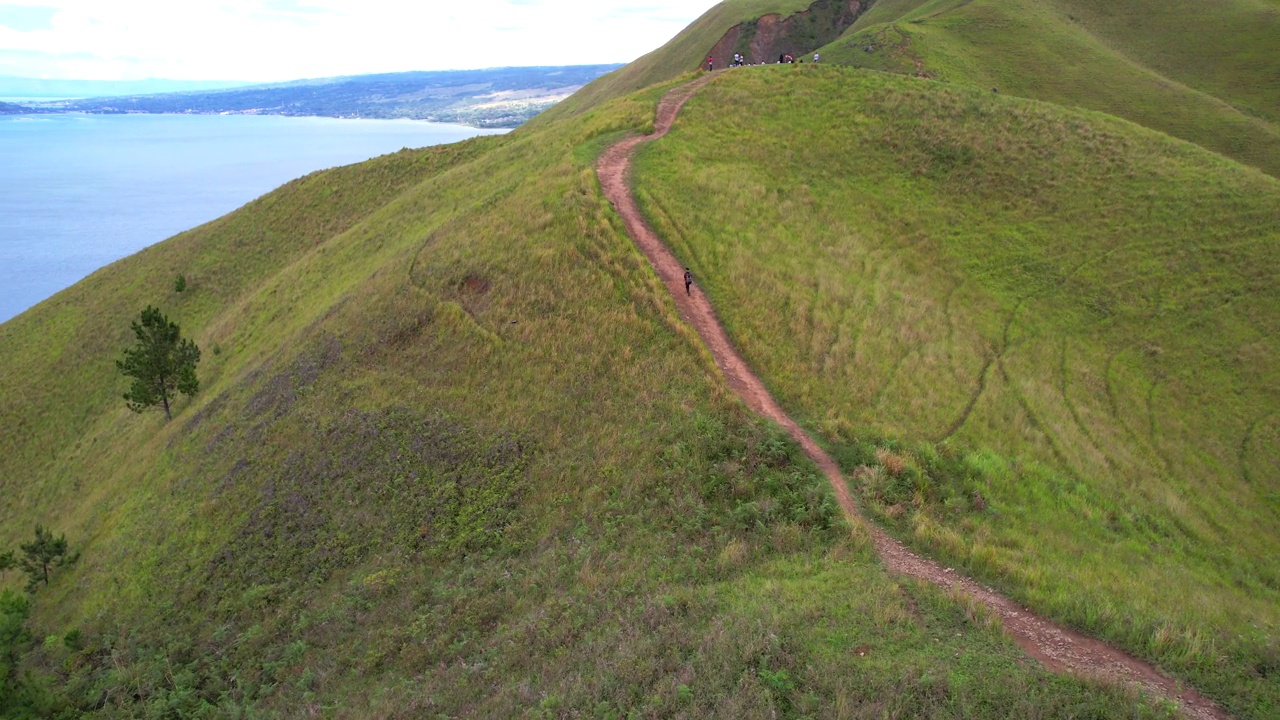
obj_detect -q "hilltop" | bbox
[547,0,1280,178]
[1,1,1277,717]
[819,0,1280,177]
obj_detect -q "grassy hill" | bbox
[546,0,1280,176]
[633,64,1280,718]
[820,0,1280,177]
[0,78,1170,718]
[2,0,1278,717]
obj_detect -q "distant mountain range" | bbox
[3,66,623,127]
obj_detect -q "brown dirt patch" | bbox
[462,275,491,295]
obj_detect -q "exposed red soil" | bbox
[596,74,1231,720]
[706,0,866,69]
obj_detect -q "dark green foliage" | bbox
[0,590,33,713]
[61,629,81,652]
[0,590,59,718]
[116,305,201,421]
[18,526,69,591]
[173,274,186,293]
[757,665,796,716]
[0,592,29,662]
[851,440,973,511]
[0,551,13,578]
[693,419,839,535]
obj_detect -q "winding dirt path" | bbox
[596,74,1230,720]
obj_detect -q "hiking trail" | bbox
[596,73,1230,720]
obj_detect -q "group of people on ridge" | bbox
[706,52,819,71]
[691,47,820,300]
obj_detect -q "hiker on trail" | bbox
[707,56,714,71]
[684,268,694,296]
[814,53,820,63]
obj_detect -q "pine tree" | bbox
[116,305,201,421]
[18,526,68,591]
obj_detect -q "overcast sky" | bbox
[0,0,720,81]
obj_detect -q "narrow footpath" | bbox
[596,74,1229,720]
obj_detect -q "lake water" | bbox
[0,113,504,323]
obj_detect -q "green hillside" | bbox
[547,0,1280,176]
[634,65,1280,718]
[0,80,1170,718]
[821,0,1280,176]
[3,0,1278,717]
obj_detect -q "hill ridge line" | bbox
[596,72,1230,720]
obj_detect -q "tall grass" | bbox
[822,0,1280,177]
[0,79,1176,717]
[633,65,1280,718]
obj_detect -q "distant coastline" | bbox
[1,65,622,129]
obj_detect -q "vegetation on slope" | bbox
[0,79,1174,717]
[540,0,1280,178]
[634,65,1280,719]
[819,0,1280,177]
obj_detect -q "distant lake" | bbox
[0,113,505,322]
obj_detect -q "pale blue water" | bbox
[0,113,503,322]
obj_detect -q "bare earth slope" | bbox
[598,73,1229,720]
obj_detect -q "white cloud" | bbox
[0,0,720,80]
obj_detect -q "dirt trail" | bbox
[596,74,1230,720]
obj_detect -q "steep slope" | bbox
[0,82,1173,717]
[1044,0,1280,123]
[634,65,1280,718]
[603,75,1228,720]
[534,0,834,126]
[540,0,1280,178]
[820,0,1280,176]
[4,1,1279,715]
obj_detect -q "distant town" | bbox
[0,65,622,128]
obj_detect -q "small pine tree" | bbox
[174,274,187,293]
[18,526,68,591]
[116,305,201,421]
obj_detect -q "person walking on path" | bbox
[684,268,694,296]
[706,56,714,72]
